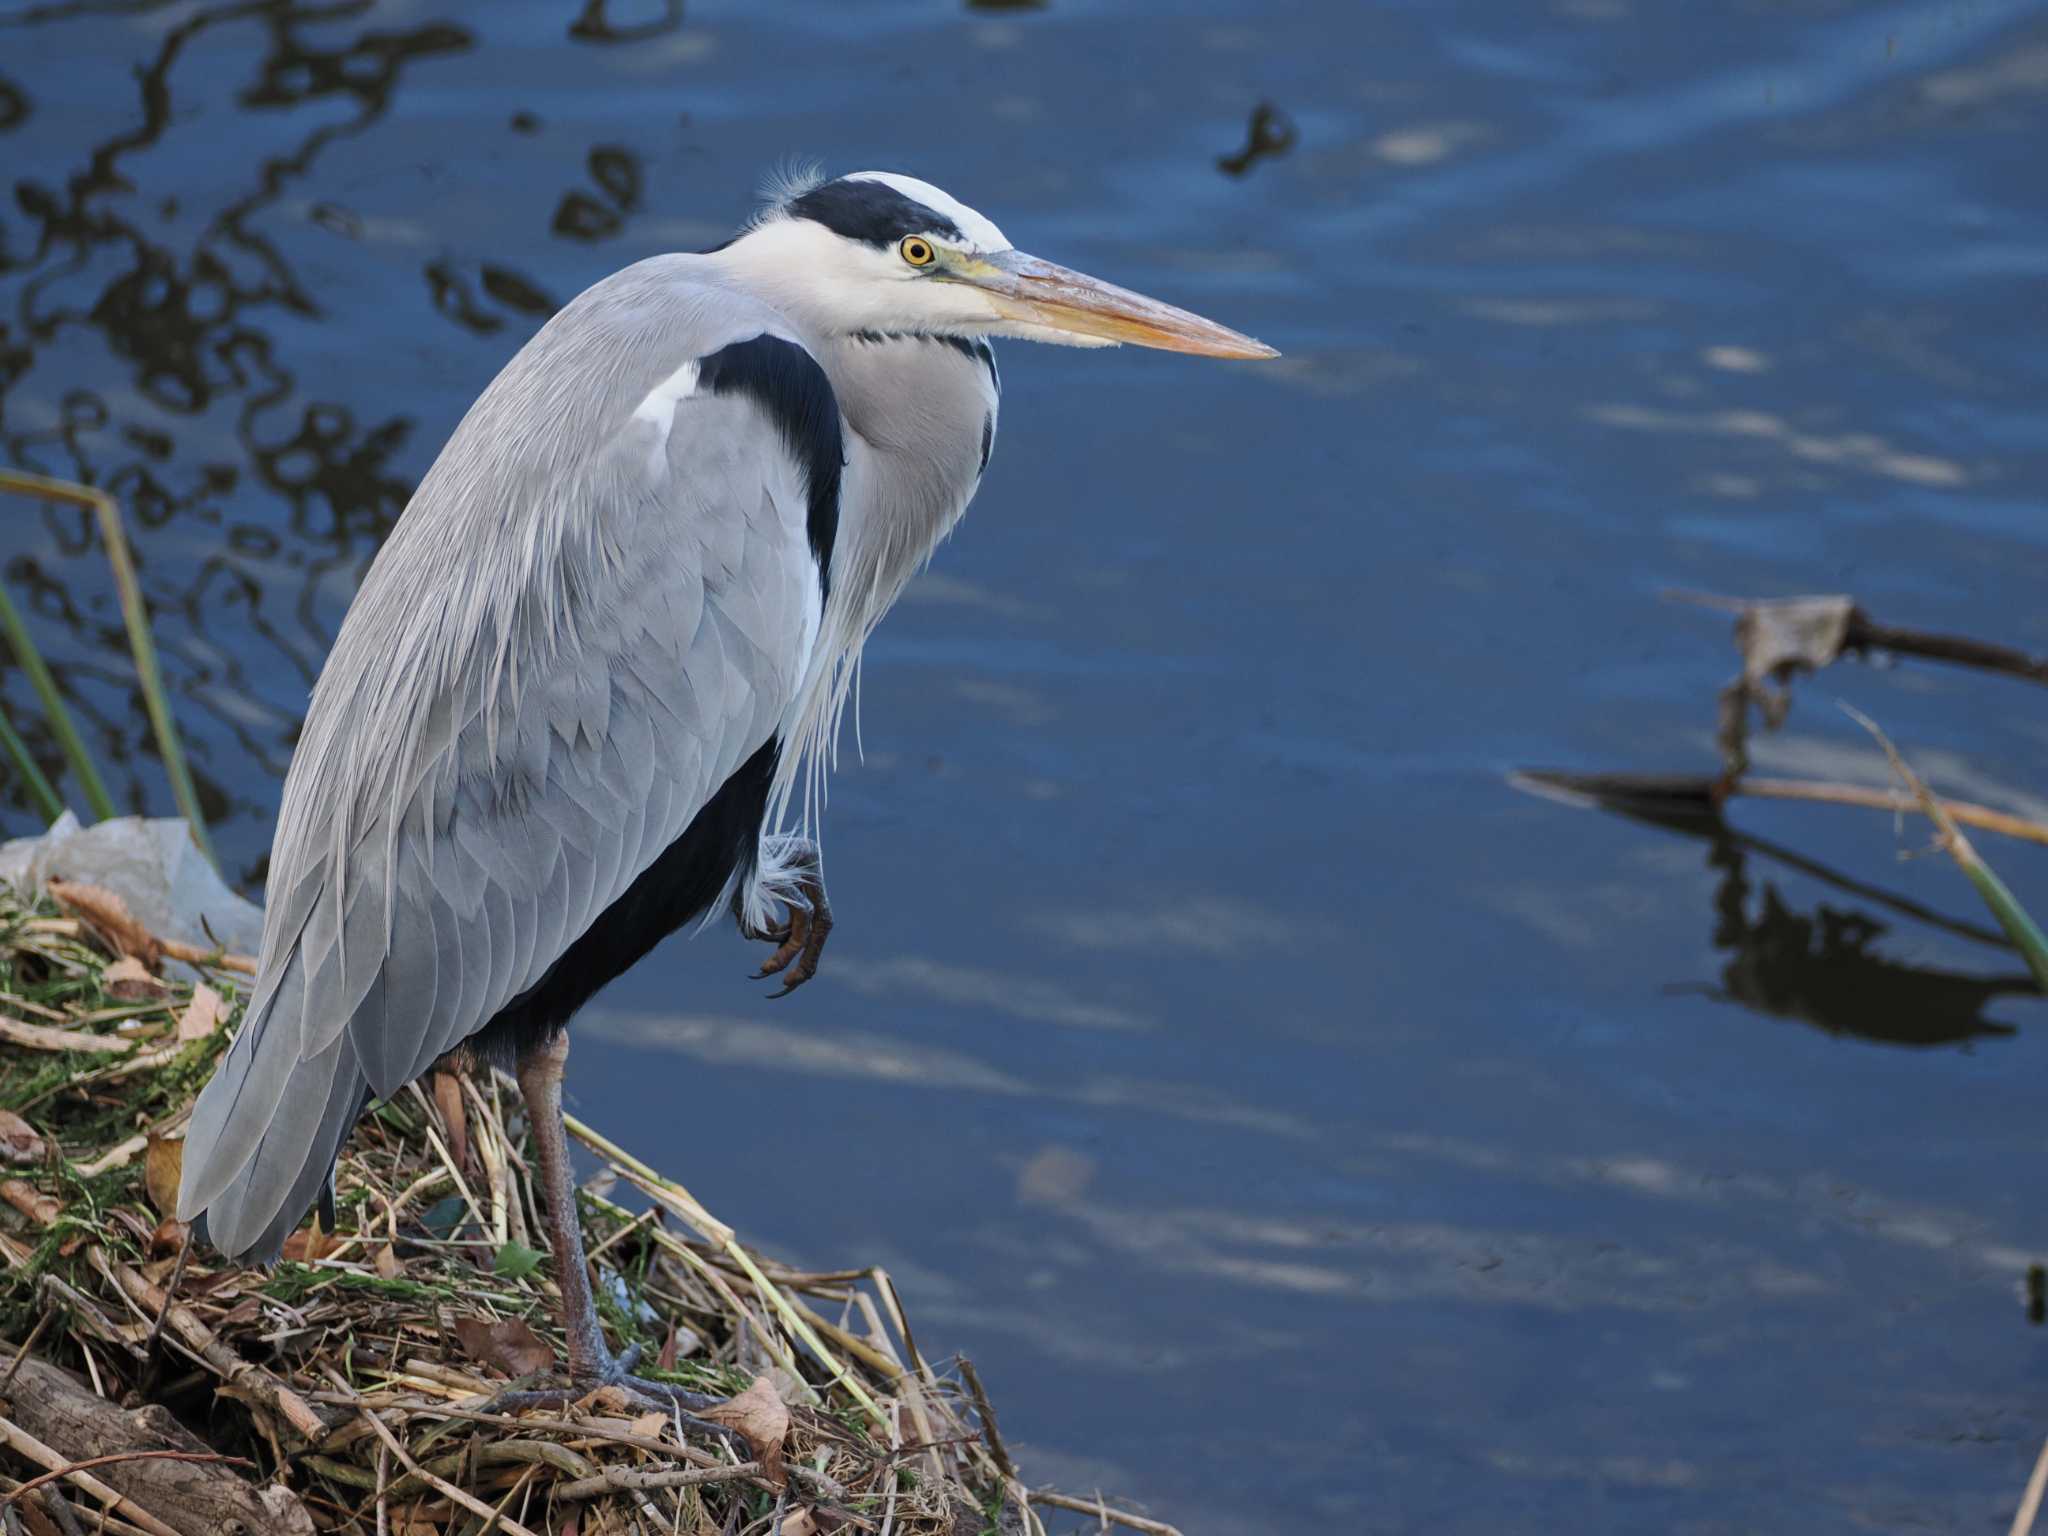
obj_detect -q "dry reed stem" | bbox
[1737,776,2048,847]
[2012,1435,2048,1536]
[555,1459,762,1500]
[0,1450,253,1509]
[0,1416,181,1536]
[329,1371,543,1536]
[1031,1490,1186,1536]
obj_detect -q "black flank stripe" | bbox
[979,411,994,476]
[475,737,781,1062]
[695,334,843,594]
[788,178,965,248]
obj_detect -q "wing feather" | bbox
[180,269,835,1254]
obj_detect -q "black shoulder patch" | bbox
[696,334,844,593]
[787,177,964,249]
[979,411,995,476]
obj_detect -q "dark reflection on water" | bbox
[6,1,2048,1530]
[1592,799,2033,1046]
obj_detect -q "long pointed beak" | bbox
[947,249,1280,360]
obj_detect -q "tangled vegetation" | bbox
[0,880,1163,1536]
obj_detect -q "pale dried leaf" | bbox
[143,1133,183,1217]
[103,954,166,1001]
[0,1178,59,1226]
[281,1224,337,1262]
[578,1384,639,1416]
[1735,595,1854,686]
[452,1315,555,1379]
[48,880,162,967]
[779,1509,819,1536]
[175,982,226,1041]
[656,1320,701,1369]
[627,1409,669,1439]
[701,1375,790,1487]
[0,1109,45,1165]
[374,1244,402,1280]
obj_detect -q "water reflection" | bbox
[567,0,685,46]
[0,1,487,859]
[1216,102,1298,177]
[551,146,645,244]
[1611,801,2032,1047]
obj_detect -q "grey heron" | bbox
[177,170,1276,1418]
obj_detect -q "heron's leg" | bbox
[515,1030,613,1382]
[504,1031,734,1434]
[743,837,834,997]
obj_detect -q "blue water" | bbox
[5,1,2048,1529]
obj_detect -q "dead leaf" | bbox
[430,1069,469,1175]
[143,1134,183,1218]
[778,1510,819,1536]
[627,1409,668,1440]
[701,1375,789,1487]
[281,1224,337,1262]
[103,955,166,1001]
[148,1217,188,1257]
[577,1383,638,1416]
[55,1233,85,1258]
[0,1178,59,1227]
[374,1244,402,1279]
[175,983,226,1041]
[48,881,162,968]
[1734,594,1854,688]
[452,1315,555,1379]
[0,1109,45,1165]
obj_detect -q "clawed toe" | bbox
[483,1356,741,1451]
[740,842,834,994]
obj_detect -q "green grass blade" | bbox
[89,485,214,868]
[1951,844,2048,993]
[0,469,213,866]
[0,565,117,823]
[1843,704,2048,992]
[0,702,67,823]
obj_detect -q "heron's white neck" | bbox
[753,322,1001,844]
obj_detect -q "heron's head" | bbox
[715,170,1278,360]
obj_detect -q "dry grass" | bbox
[0,882,1173,1536]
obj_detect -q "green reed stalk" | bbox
[0,469,212,865]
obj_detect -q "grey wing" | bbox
[180,313,826,1259]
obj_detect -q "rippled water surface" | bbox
[6,1,2048,1529]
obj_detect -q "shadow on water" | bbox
[1602,798,2031,1048]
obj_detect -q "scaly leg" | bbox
[498,1031,735,1439]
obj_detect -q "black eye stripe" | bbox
[788,178,966,249]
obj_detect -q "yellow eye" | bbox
[899,236,935,267]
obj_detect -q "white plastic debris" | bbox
[0,812,263,959]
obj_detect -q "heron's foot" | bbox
[738,840,833,997]
[484,1344,741,1446]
